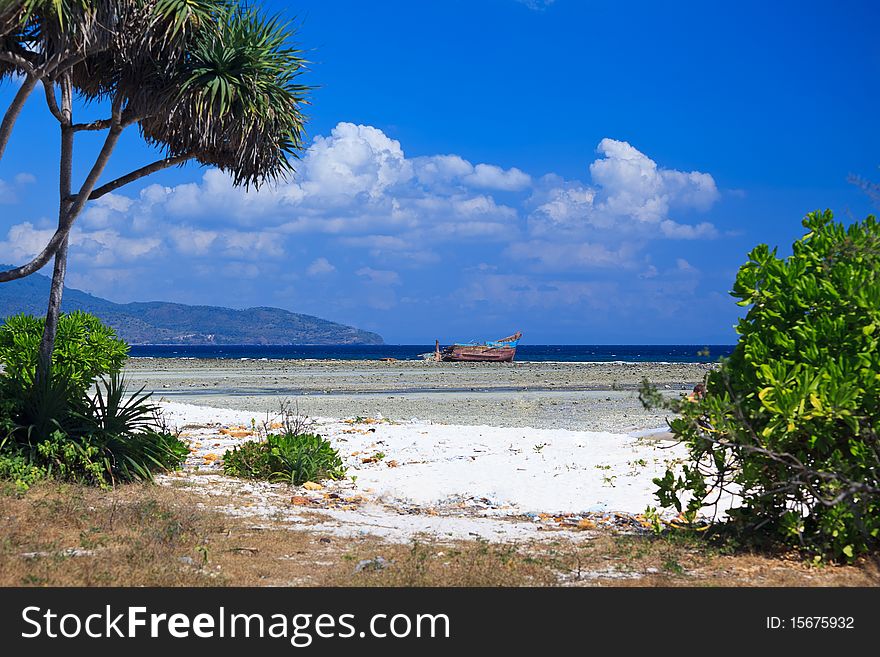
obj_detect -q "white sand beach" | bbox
[159,400,690,542]
[122,358,732,542]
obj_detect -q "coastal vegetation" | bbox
[223,432,347,486]
[222,403,347,485]
[642,210,880,561]
[0,311,187,489]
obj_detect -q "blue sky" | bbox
[1,0,878,343]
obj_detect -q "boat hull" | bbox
[439,345,517,362]
[434,332,521,363]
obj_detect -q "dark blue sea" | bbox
[128,344,736,363]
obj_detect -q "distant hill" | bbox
[0,266,384,345]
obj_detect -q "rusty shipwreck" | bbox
[434,332,522,362]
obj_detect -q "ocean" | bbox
[128,344,736,363]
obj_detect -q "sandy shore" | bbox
[127,358,714,432]
[119,358,731,542]
[158,400,704,542]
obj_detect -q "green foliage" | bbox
[0,310,128,394]
[0,312,185,487]
[644,211,880,560]
[10,372,82,443]
[78,373,157,439]
[0,374,188,487]
[223,432,346,485]
[0,446,45,492]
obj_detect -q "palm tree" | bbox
[0,0,309,382]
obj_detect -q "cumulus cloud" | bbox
[0,221,161,266]
[0,123,725,322]
[463,163,531,191]
[302,123,413,199]
[590,138,719,220]
[306,257,336,276]
[412,154,473,186]
[526,138,720,241]
[659,219,718,239]
[18,127,715,273]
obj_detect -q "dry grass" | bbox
[1,482,877,587]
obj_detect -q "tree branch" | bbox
[86,153,195,200]
[0,226,71,282]
[0,74,37,161]
[59,124,124,232]
[0,117,125,284]
[42,79,64,123]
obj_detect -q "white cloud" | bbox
[306,257,336,276]
[168,226,218,256]
[356,267,401,286]
[659,220,718,239]
[413,155,529,191]
[0,124,726,322]
[676,258,697,273]
[31,127,716,274]
[413,155,474,186]
[589,138,719,222]
[525,138,720,240]
[528,183,599,235]
[0,222,53,259]
[302,122,413,199]
[463,163,531,191]
[640,265,659,279]
[0,221,162,266]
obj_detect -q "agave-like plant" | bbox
[0,0,309,382]
[77,373,187,483]
[80,372,157,438]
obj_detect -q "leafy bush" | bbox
[643,210,880,560]
[1,375,188,488]
[0,447,46,492]
[0,310,128,394]
[0,311,185,488]
[224,432,346,485]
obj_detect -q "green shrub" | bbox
[2,375,188,487]
[644,210,880,560]
[0,447,47,492]
[0,311,186,487]
[223,432,346,485]
[0,310,128,394]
